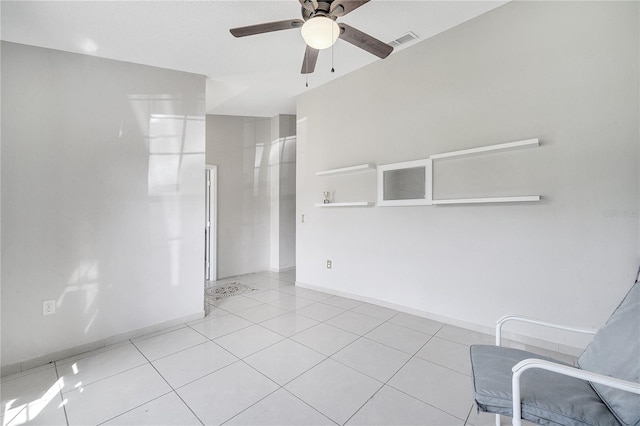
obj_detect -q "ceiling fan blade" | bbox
[338,23,393,59]
[299,0,318,12]
[230,19,304,38]
[330,0,370,17]
[301,45,319,74]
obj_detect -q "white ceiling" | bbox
[1,1,507,117]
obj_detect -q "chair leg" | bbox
[495,414,500,426]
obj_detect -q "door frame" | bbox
[205,165,217,281]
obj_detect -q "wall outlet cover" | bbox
[43,300,56,316]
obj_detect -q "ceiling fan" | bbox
[229,0,393,74]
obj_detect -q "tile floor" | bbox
[1,270,564,426]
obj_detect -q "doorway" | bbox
[205,166,217,281]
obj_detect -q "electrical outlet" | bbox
[43,300,56,316]
[326,260,332,269]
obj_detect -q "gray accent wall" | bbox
[1,42,206,369]
[296,1,639,350]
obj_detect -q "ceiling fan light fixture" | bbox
[301,16,339,50]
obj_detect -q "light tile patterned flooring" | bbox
[1,270,563,426]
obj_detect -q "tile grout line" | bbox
[128,339,206,426]
[206,276,482,424]
[338,311,425,425]
[352,322,471,423]
[52,361,71,426]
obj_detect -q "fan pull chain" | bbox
[305,74,308,88]
[331,23,335,73]
[331,43,335,73]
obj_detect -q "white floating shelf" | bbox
[316,164,376,176]
[432,196,541,205]
[315,202,375,207]
[430,138,539,160]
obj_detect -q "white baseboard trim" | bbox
[295,280,585,357]
[1,311,205,378]
[269,266,296,273]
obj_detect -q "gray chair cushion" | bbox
[470,345,620,425]
[578,283,640,426]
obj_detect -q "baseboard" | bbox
[295,280,585,357]
[1,311,205,378]
[269,266,296,273]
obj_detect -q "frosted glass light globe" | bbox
[301,17,339,50]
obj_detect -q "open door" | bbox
[205,166,217,281]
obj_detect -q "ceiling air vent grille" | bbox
[388,31,419,47]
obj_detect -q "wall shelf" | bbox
[429,138,539,160]
[316,164,376,176]
[432,196,541,205]
[315,202,375,207]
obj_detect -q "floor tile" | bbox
[214,325,284,358]
[152,341,237,388]
[295,303,345,322]
[351,303,399,321]
[225,388,334,426]
[102,391,202,425]
[332,337,411,382]
[285,358,383,425]
[435,325,494,346]
[133,327,208,361]
[283,287,333,302]
[231,274,267,284]
[259,312,319,337]
[320,295,363,310]
[244,339,326,385]
[325,311,384,336]
[291,323,359,356]
[1,367,66,426]
[177,361,278,425]
[189,313,253,339]
[364,322,433,354]
[235,304,288,323]
[250,278,290,289]
[246,289,290,303]
[189,306,230,323]
[57,343,147,391]
[266,295,316,311]
[278,273,296,284]
[214,296,264,313]
[346,385,463,426]
[388,313,444,335]
[465,406,538,426]
[415,336,472,376]
[63,363,171,425]
[388,357,472,420]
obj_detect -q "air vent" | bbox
[388,31,419,47]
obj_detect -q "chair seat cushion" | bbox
[470,345,620,426]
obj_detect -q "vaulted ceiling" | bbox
[1,1,506,117]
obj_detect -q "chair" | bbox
[470,278,640,426]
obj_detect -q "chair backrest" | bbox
[577,281,640,426]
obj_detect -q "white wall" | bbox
[205,114,296,277]
[206,116,272,278]
[271,115,297,272]
[296,1,639,350]
[1,42,206,369]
